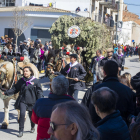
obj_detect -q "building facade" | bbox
[0,0,121,44]
[118,4,140,46]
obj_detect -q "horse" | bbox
[0,57,39,129]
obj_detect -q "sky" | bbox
[124,0,140,18]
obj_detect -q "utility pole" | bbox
[115,0,120,44]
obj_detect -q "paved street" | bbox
[0,55,140,140]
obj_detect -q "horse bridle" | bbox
[0,64,8,91]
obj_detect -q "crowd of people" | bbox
[114,44,140,59]
[0,35,52,73]
[0,35,140,140]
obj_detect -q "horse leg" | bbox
[1,97,11,129]
[17,110,28,123]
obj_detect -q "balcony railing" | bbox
[0,0,15,7]
[92,14,114,28]
[99,0,116,8]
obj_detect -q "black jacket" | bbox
[87,76,136,125]
[131,72,140,97]
[96,110,131,140]
[29,47,35,59]
[20,44,25,53]
[60,63,87,90]
[5,77,43,106]
[113,53,125,67]
[100,56,116,67]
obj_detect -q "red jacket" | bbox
[124,46,127,52]
[31,93,74,140]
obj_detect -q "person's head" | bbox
[1,36,4,40]
[48,101,99,140]
[45,41,48,45]
[30,42,34,47]
[7,43,12,49]
[49,41,52,44]
[121,72,132,89]
[103,60,118,77]
[91,87,118,119]
[23,66,34,78]
[63,41,68,47]
[119,75,132,88]
[106,48,113,57]
[24,40,27,45]
[51,75,69,95]
[5,35,8,39]
[122,72,131,83]
[70,54,77,64]
[39,44,44,49]
[8,45,13,52]
[118,48,122,54]
[20,41,23,45]
[130,122,140,140]
[38,39,41,43]
[96,50,102,57]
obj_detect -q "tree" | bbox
[122,32,130,45]
[49,15,112,65]
[10,7,32,52]
[117,31,130,45]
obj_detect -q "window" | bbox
[6,0,15,6]
[115,15,118,22]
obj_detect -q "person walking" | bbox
[91,87,131,140]
[100,48,116,67]
[32,75,74,140]
[38,44,45,73]
[113,48,125,75]
[89,50,104,84]
[84,60,136,125]
[29,42,35,63]
[2,66,43,137]
[52,54,87,101]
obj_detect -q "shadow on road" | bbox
[0,112,17,123]
[0,128,18,136]
[130,58,140,62]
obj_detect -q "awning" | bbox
[33,26,50,30]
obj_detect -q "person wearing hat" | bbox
[100,48,116,67]
[89,50,104,84]
[20,40,27,54]
[52,54,87,101]
[0,36,5,44]
[113,48,125,75]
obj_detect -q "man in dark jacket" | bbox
[53,54,87,101]
[91,87,131,140]
[131,72,140,108]
[89,50,104,84]
[113,48,125,75]
[86,60,135,125]
[100,48,116,67]
[31,75,74,140]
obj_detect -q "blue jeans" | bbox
[124,52,127,57]
[127,52,129,57]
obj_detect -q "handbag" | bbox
[14,85,25,109]
[14,94,24,109]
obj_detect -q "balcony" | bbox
[0,0,15,7]
[99,0,116,9]
[92,14,114,28]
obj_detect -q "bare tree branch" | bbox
[9,7,32,52]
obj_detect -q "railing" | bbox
[99,0,116,8]
[92,14,114,27]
